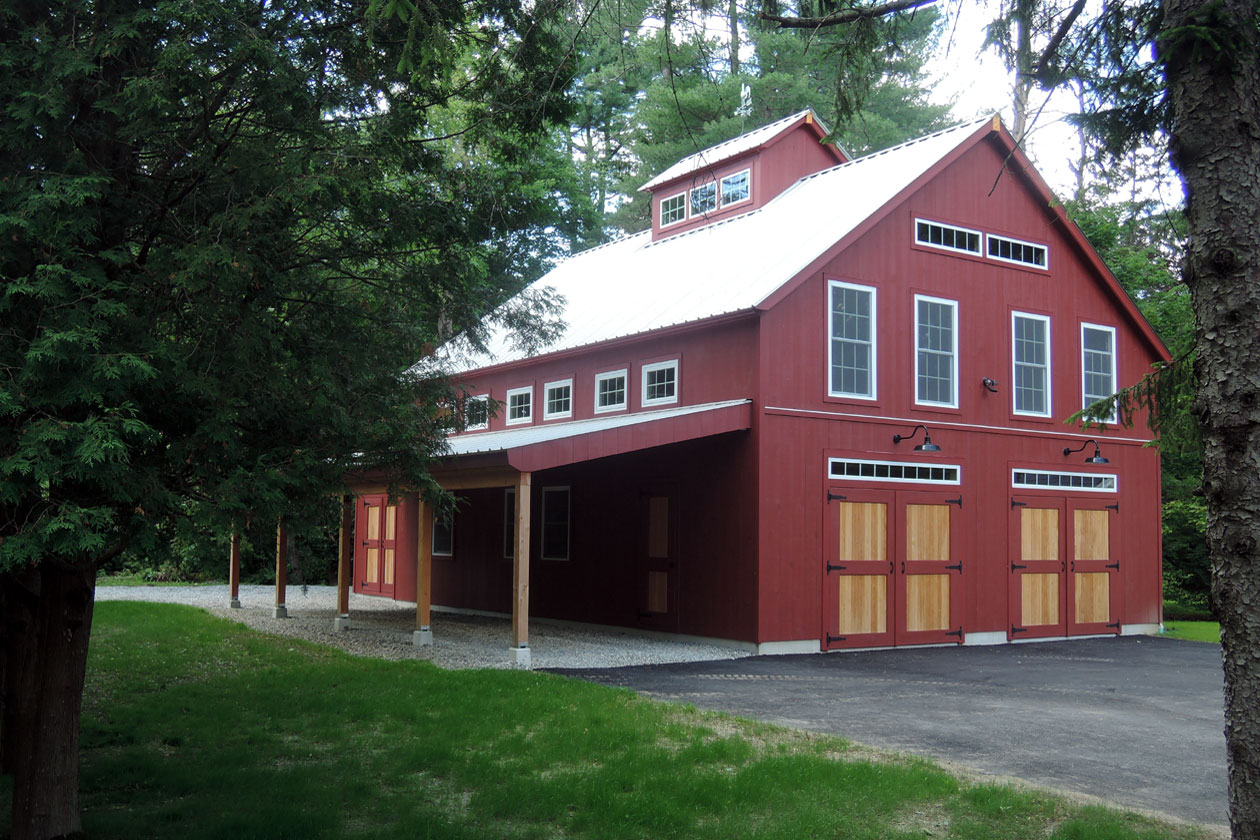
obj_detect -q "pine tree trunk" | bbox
[1161,1,1260,837]
[3,563,96,840]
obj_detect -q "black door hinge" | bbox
[1106,503,1119,512]
[826,633,847,645]
[1106,621,1120,631]
[1011,499,1027,509]
[1011,626,1028,634]
[826,562,846,573]
[945,628,962,639]
[1011,563,1027,571]
[827,491,847,502]
[1105,562,1119,570]
[945,563,962,572]
[946,497,962,507]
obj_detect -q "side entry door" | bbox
[637,488,679,632]
[357,494,397,598]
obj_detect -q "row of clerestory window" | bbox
[659,169,751,228]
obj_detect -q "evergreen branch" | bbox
[760,0,937,31]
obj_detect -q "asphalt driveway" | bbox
[551,636,1227,832]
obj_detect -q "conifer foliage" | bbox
[0,1,570,836]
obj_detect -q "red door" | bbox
[637,488,679,632]
[1067,501,1122,636]
[356,495,397,597]
[1008,496,1067,639]
[893,491,964,646]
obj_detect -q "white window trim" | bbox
[914,218,983,256]
[828,457,962,486]
[541,486,571,562]
[827,280,877,400]
[641,359,679,407]
[594,368,628,414]
[1011,312,1052,418]
[986,232,1049,270]
[659,191,686,228]
[913,294,959,409]
[432,514,454,557]
[464,394,489,431]
[1012,469,1118,493]
[505,385,532,426]
[543,378,573,421]
[720,169,751,209]
[1081,322,1118,423]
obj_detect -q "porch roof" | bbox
[443,398,752,474]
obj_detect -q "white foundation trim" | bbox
[755,639,821,655]
[962,631,1007,646]
[1122,623,1162,636]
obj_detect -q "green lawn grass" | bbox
[1163,621,1222,643]
[13,602,1214,839]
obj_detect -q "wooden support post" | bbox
[414,495,434,646]
[512,472,531,668]
[273,519,288,619]
[228,528,242,609]
[334,495,353,631]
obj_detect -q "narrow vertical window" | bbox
[541,487,570,561]
[1012,313,1051,416]
[642,360,678,406]
[828,280,876,399]
[1082,324,1117,421]
[915,296,958,407]
[433,513,453,557]
[505,386,532,425]
[594,369,627,413]
[543,379,572,420]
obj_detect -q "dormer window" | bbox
[660,193,686,227]
[690,182,717,216]
[721,170,750,206]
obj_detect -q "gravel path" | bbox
[95,584,751,670]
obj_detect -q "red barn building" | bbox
[346,112,1168,666]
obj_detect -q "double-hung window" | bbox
[506,386,532,425]
[828,280,876,399]
[594,369,627,413]
[914,295,958,407]
[1081,323,1117,422]
[642,360,678,406]
[1012,313,1051,416]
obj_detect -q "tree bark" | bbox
[3,563,96,840]
[1161,1,1260,837]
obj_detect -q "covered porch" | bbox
[297,399,753,668]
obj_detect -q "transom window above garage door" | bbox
[829,458,960,485]
[1012,469,1117,492]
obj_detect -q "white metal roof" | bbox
[442,117,990,373]
[445,399,752,456]
[638,109,826,192]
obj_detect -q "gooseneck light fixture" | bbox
[893,424,941,452]
[1063,439,1109,464]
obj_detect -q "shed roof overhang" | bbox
[436,398,752,482]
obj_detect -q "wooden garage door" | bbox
[1009,498,1067,639]
[358,495,397,597]
[895,494,963,645]
[825,495,894,649]
[1068,504,1121,635]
